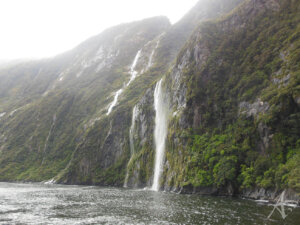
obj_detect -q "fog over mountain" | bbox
[0,0,199,60]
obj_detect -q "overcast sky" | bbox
[0,0,198,60]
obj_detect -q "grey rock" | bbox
[272,73,291,86]
[239,98,269,118]
[126,86,156,188]
[258,122,271,153]
[241,188,300,205]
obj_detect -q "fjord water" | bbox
[1,183,299,225]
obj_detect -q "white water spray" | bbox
[124,105,138,187]
[106,50,141,115]
[151,79,168,191]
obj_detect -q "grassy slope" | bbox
[0,17,170,182]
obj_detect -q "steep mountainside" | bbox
[0,16,171,181]
[157,0,243,65]
[0,0,243,184]
[0,0,299,201]
[120,0,300,199]
[53,0,244,186]
[155,0,244,73]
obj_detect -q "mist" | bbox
[0,0,198,60]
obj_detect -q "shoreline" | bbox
[1,180,299,207]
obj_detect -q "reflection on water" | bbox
[0,182,299,224]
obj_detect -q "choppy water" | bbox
[0,182,299,225]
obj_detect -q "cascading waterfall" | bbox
[123,105,138,187]
[106,50,142,115]
[151,79,168,191]
[127,50,141,86]
[129,106,138,155]
[147,40,160,69]
[106,89,123,115]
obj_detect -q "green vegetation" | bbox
[0,0,298,196]
[0,17,170,183]
[165,0,300,193]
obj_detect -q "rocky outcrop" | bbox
[126,86,156,188]
[180,185,300,206]
[241,188,300,205]
[272,73,291,87]
[157,0,244,69]
[218,0,280,32]
[239,99,269,118]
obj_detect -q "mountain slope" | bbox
[0,16,171,181]
[111,0,299,198]
[1,0,298,199]
[155,0,299,194]
[155,0,244,73]
[54,0,244,186]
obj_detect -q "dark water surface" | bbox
[0,182,299,225]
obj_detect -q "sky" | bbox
[0,0,198,60]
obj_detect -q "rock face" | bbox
[125,0,300,199]
[241,188,300,205]
[239,99,269,118]
[124,86,156,188]
[157,0,244,69]
[0,0,299,203]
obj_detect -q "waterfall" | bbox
[106,49,141,115]
[124,105,138,187]
[41,114,56,165]
[106,89,123,115]
[127,50,141,86]
[151,79,168,191]
[129,106,138,155]
[147,40,159,69]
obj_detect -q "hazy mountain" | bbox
[0,0,299,201]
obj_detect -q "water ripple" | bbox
[0,182,299,224]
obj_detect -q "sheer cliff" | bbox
[124,0,300,198]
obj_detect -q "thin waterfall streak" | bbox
[127,50,142,86]
[124,106,138,187]
[129,106,137,154]
[106,89,123,115]
[106,50,141,115]
[41,114,56,165]
[151,79,168,191]
[147,40,159,69]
